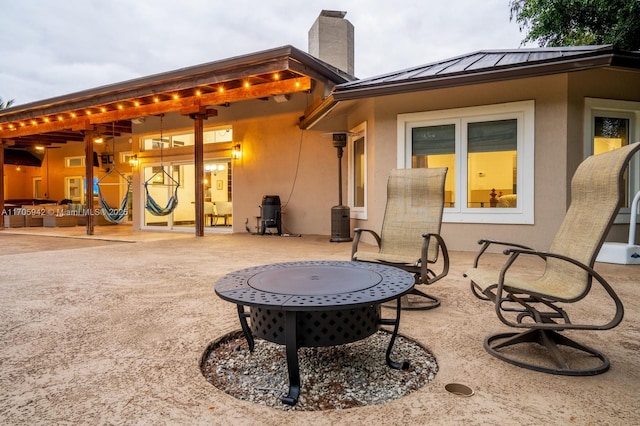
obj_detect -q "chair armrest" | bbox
[472,239,534,268]
[494,248,624,331]
[420,233,449,284]
[351,228,381,260]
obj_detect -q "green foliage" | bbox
[0,97,15,109]
[509,0,640,50]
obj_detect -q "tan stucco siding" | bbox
[231,111,337,236]
[352,74,574,252]
[568,68,640,243]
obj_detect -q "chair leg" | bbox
[470,281,496,302]
[484,329,610,376]
[403,287,441,310]
[383,287,440,310]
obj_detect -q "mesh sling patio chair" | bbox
[351,168,450,310]
[464,142,640,376]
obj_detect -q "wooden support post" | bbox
[0,143,4,230]
[191,113,206,237]
[84,131,95,235]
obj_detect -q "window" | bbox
[142,126,233,151]
[585,98,640,221]
[33,178,43,199]
[65,177,85,204]
[120,151,133,165]
[398,101,535,224]
[65,156,85,168]
[348,122,367,219]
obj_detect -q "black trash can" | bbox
[330,205,351,242]
[260,195,282,235]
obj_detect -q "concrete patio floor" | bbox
[0,228,638,425]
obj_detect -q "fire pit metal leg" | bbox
[237,304,255,352]
[380,298,410,370]
[281,310,301,405]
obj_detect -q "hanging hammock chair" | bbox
[97,167,131,223]
[96,122,131,224]
[143,114,180,216]
[144,166,180,216]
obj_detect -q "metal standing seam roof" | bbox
[331,45,640,100]
[298,44,640,129]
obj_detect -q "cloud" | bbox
[0,0,528,105]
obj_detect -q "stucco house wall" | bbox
[346,69,640,252]
[123,92,339,236]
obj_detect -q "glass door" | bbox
[204,160,232,228]
[142,164,186,229]
[141,160,232,231]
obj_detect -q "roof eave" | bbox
[332,52,632,101]
[0,45,351,119]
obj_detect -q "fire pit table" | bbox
[214,260,415,405]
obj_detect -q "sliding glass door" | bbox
[141,160,232,231]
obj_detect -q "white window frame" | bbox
[584,98,640,224]
[120,151,133,165]
[397,100,535,224]
[65,156,85,168]
[348,122,367,219]
[33,177,43,199]
[64,176,85,204]
[141,126,233,152]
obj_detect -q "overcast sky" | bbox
[0,0,533,106]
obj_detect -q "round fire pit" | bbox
[248,304,380,347]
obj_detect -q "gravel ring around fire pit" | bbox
[200,329,438,411]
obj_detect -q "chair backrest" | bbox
[379,168,447,260]
[215,201,232,215]
[545,142,640,298]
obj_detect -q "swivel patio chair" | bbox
[351,167,449,310]
[465,142,640,375]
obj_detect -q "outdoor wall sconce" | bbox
[129,154,139,167]
[232,144,242,160]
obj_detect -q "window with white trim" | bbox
[65,156,85,168]
[397,101,535,224]
[142,126,233,151]
[584,98,640,222]
[348,122,367,219]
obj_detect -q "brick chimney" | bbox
[308,10,354,75]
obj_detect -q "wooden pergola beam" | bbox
[0,77,311,139]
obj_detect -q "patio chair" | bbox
[214,201,232,226]
[351,167,449,310]
[465,142,640,375]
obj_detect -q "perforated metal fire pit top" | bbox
[215,260,414,310]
